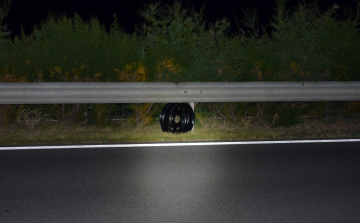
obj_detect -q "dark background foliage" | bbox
[1,0,360,127]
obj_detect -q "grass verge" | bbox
[1,117,359,146]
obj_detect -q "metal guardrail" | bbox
[0,82,360,104]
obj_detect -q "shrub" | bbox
[138,1,233,82]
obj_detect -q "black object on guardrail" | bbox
[159,103,195,133]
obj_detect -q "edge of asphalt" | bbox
[1,138,360,150]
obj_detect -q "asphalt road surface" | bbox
[1,142,360,223]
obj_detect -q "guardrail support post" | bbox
[189,102,195,132]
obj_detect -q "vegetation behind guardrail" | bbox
[1,0,360,128]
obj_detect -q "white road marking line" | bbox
[1,139,360,150]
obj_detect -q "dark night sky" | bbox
[3,0,358,36]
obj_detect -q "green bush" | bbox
[3,14,142,82]
[138,1,234,82]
